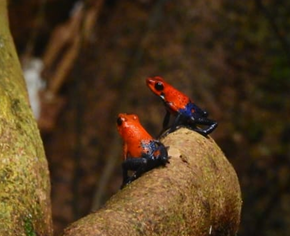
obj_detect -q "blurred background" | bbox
[8,0,290,235]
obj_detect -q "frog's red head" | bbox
[117,113,152,145]
[117,113,139,136]
[146,76,191,111]
[146,76,167,98]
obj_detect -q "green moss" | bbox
[0,2,52,235]
[23,216,37,236]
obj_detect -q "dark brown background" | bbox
[8,0,290,235]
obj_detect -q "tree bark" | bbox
[62,128,242,236]
[0,1,53,235]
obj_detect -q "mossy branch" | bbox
[0,1,53,235]
[62,128,242,236]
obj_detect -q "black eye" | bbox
[154,82,164,91]
[117,117,123,126]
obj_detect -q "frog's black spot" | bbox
[117,117,123,126]
[155,82,164,91]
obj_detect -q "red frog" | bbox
[146,76,217,136]
[117,113,169,188]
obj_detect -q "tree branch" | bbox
[62,128,242,236]
[0,1,53,235]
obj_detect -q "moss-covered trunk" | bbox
[62,129,242,236]
[0,1,53,235]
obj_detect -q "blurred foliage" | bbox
[8,0,290,235]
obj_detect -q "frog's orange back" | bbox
[117,113,152,159]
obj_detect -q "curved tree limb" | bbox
[0,1,53,235]
[62,128,242,236]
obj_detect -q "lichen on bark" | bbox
[62,128,242,236]
[0,1,53,235]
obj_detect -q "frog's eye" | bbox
[154,82,164,91]
[117,117,123,126]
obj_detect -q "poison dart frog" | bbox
[146,76,217,136]
[117,113,169,188]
